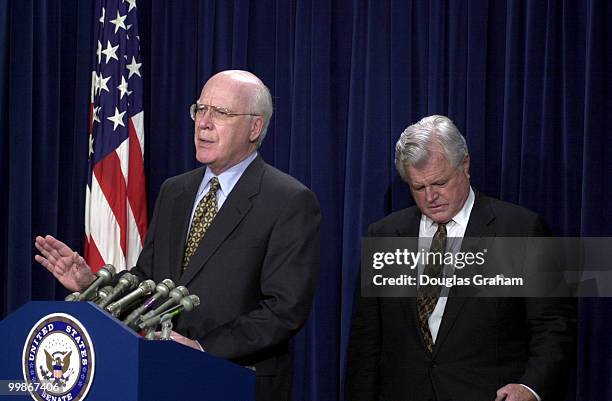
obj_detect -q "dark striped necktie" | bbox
[416,222,447,352]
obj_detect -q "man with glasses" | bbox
[35,70,321,401]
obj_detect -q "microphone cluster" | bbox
[66,265,200,340]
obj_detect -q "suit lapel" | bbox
[396,211,421,237]
[462,192,496,239]
[168,167,205,283]
[432,192,496,356]
[179,157,264,287]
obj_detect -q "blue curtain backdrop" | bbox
[1,1,611,400]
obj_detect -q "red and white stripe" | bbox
[84,111,148,273]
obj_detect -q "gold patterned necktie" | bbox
[182,177,221,270]
[416,222,447,352]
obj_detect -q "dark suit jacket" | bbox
[346,192,575,401]
[132,156,321,398]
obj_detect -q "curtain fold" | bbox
[1,1,94,315]
[1,1,611,400]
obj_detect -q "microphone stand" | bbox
[160,314,174,340]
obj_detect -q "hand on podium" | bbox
[161,330,203,351]
[34,235,96,292]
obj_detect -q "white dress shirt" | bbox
[417,187,540,401]
[418,187,474,342]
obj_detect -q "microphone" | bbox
[77,264,116,301]
[65,292,80,302]
[97,272,140,308]
[139,294,200,330]
[90,285,113,303]
[106,280,156,316]
[138,286,189,323]
[97,285,115,301]
[123,279,175,327]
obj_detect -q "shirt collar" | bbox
[199,151,258,198]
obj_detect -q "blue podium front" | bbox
[0,301,255,401]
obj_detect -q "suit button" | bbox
[430,362,437,368]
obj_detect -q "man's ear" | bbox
[249,117,264,143]
[462,154,471,179]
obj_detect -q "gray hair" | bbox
[251,82,273,147]
[395,115,468,181]
[214,70,274,147]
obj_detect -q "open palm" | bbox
[34,235,96,293]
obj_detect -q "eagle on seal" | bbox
[44,350,72,382]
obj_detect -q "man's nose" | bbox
[197,110,214,129]
[425,187,438,203]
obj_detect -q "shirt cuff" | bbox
[520,384,541,401]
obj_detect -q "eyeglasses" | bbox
[189,103,261,123]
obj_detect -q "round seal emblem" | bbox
[22,313,95,401]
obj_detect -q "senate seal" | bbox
[22,313,95,401]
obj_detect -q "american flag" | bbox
[85,0,147,273]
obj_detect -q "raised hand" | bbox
[34,235,96,292]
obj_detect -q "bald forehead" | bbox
[203,71,262,93]
[217,70,263,85]
[198,72,258,110]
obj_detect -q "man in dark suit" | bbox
[345,115,575,401]
[34,70,320,401]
